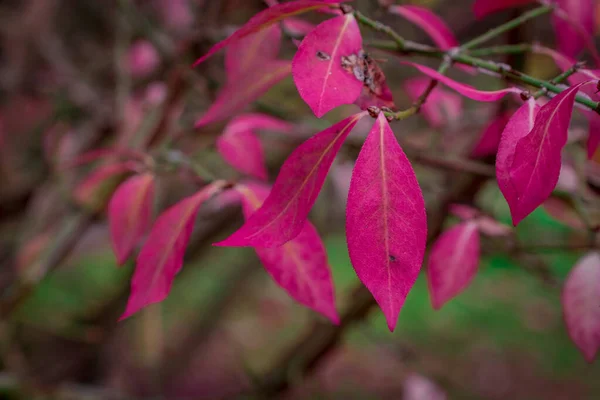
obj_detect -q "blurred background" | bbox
[0,0,600,399]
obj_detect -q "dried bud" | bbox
[367,106,381,118]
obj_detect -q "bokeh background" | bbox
[1,0,600,399]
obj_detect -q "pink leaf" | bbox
[562,252,600,362]
[225,113,294,136]
[508,82,590,225]
[195,60,291,127]
[127,40,160,78]
[346,113,427,331]
[474,216,512,237]
[404,77,463,128]
[108,173,155,265]
[581,110,600,159]
[225,24,282,80]
[62,147,147,169]
[292,14,364,117]
[496,99,540,225]
[236,182,339,323]
[389,5,458,50]
[216,113,366,247]
[471,113,511,157]
[217,129,268,180]
[427,221,480,309]
[120,181,226,320]
[74,162,137,208]
[551,0,595,60]
[473,0,536,19]
[401,62,521,101]
[192,0,344,67]
[450,204,480,220]
[284,18,316,36]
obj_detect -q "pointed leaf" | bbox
[109,173,155,265]
[292,14,363,117]
[471,113,511,157]
[427,222,480,309]
[346,113,427,331]
[581,110,600,159]
[402,62,521,101]
[404,77,463,128]
[508,82,590,225]
[216,113,365,247]
[389,5,458,50]
[225,24,282,80]
[74,161,137,210]
[192,0,343,67]
[195,60,291,127]
[496,99,540,224]
[473,0,536,19]
[237,182,339,323]
[217,129,268,180]
[552,0,595,60]
[562,252,600,362]
[120,181,226,319]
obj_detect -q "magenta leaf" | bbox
[74,161,137,209]
[473,0,536,19]
[120,181,226,320]
[508,82,590,225]
[292,14,364,117]
[496,99,540,225]
[450,204,512,236]
[216,113,366,247]
[562,252,600,362]
[195,60,291,127]
[471,113,511,157]
[389,5,458,50]
[404,77,463,128]
[346,113,427,331]
[584,111,600,159]
[192,0,343,67]
[225,24,282,80]
[402,62,521,101]
[427,221,480,309]
[217,128,268,180]
[108,173,155,266]
[237,182,339,323]
[551,0,595,60]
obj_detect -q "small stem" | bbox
[468,43,533,57]
[461,5,554,50]
[530,62,583,99]
[354,10,406,50]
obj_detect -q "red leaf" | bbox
[195,60,291,127]
[193,1,343,67]
[225,24,282,80]
[237,182,339,323]
[473,0,536,19]
[346,113,427,331]
[552,0,596,60]
[471,113,511,157]
[120,181,226,320]
[109,173,155,266]
[508,83,590,225]
[389,5,458,50]
[74,162,137,208]
[427,221,480,309]
[292,14,364,117]
[402,62,521,101]
[217,129,267,180]
[562,252,600,362]
[284,18,316,36]
[584,111,600,159]
[496,99,540,225]
[404,77,463,128]
[216,113,366,247]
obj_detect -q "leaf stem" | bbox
[468,43,533,57]
[529,62,584,99]
[460,5,553,50]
